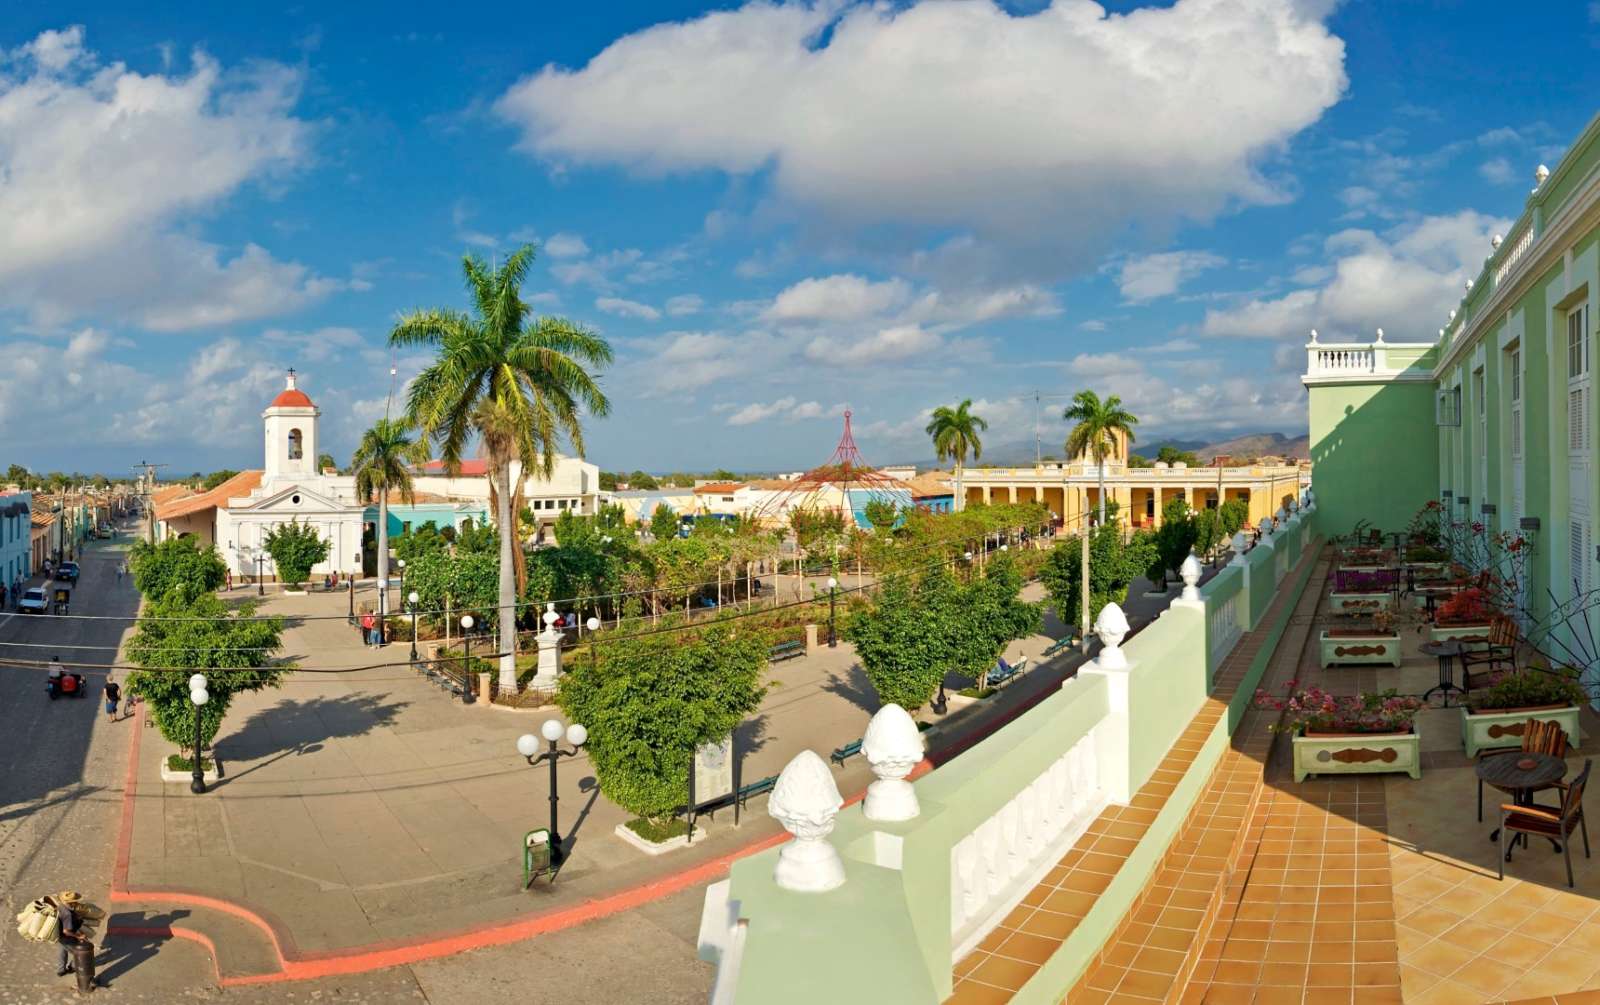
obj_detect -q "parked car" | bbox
[55,562,80,583]
[17,588,47,613]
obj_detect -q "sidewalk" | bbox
[114,584,1073,977]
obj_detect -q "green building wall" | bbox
[1307,381,1439,538]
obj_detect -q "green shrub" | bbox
[263,519,330,587]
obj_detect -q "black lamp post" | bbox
[516,719,588,871]
[827,576,838,647]
[460,614,476,704]
[188,674,209,794]
[256,553,264,596]
[408,589,420,664]
[586,616,600,672]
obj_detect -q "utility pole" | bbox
[1034,390,1042,468]
[1080,487,1091,653]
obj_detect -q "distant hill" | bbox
[1194,432,1309,462]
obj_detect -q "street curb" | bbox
[106,700,922,985]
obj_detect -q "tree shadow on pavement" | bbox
[820,663,881,715]
[97,909,193,986]
[210,693,409,786]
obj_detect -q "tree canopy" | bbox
[129,536,228,603]
[263,519,330,587]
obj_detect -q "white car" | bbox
[17,588,47,614]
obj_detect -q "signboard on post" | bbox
[694,736,735,806]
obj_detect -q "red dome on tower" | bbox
[268,368,314,408]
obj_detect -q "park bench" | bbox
[689,773,780,825]
[768,640,805,663]
[1040,636,1075,659]
[983,656,1029,690]
[830,739,863,766]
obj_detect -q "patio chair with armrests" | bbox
[1459,615,1519,686]
[1499,759,1591,888]
[1479,718,1570,821]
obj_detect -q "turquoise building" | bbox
[0,492,32,585]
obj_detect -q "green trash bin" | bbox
[523,829,552,889]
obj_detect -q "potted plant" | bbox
[1461,667,1588,758]
[1256,684,1424,782]
[1431,586,1495,645]
[1319,609,1402,668]
[1404,543,1451,577]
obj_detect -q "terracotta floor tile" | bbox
[1019,909,1080,941]
[1409,977,1484,1005]
[946,979,1016,1005]
[968,954,1039,992]
[1406,937,1477,979]
[1114,968,1175,999]
[1485,931,1560,970]
[994,931,1060,967]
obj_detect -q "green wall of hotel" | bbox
[1308,380,1439,540]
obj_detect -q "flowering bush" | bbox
[1436,587,1495,625]
[1254,682,1424,735]
[1466,667,1588,712]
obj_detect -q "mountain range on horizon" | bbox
[889,431,1311,470]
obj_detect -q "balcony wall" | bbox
[700,504,1321,1004]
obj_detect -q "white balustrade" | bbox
[1311,347,1375,374]
[1207,590,1242,669]
[1493,225,1534,289]
[949,731,1104,957]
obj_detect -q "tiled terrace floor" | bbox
[959,541,1600,1005]
[948,542,1326,1004]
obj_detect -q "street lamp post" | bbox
[826,576,838,647]
[586,616,599,673]
[188,674,210,794]
[348,577,355,623]
[460,614,476,704]
[516,719,588,871]
[408,590,420,663]
[256,553,264,596]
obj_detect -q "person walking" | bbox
[103,677,120,723]
[45,893,87,978]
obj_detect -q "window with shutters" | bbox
[1569,305,1590,454]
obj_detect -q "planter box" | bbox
[1406,561,1450,578]
[160,759,221,784]
[1328,591,1393,616]
[1431,623,1492,650]
[1293,730,1420,783]
[613,821,710,856]
[1460,704,1582,759]
[1319,631,1402,668]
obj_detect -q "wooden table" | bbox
[1476,751,1567,855]
[1418,639,1466,706]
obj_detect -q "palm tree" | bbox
[1063,390,1138,526]
[925,400,988,513]
[390,245,613,692]
[351,419,430,636]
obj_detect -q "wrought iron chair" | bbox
[1499,759,1590,888]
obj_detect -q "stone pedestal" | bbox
[805,624,819,652]
[530,628,562,692]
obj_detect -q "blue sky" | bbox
[2,1,1597,476]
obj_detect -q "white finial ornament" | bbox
[861,704,924,822]
[1374,327,1384,343]
[1535,164,1550,187]
[1492,234,1503,249]
[1260,517,1275,538]
[1230,531,1249,564]
[1464,279,1474,292]
[1093,602,1130,670]
[1448,309,1456,321]
[1179,554,1202,603]
[1308,328,1319,343]
[769,751,846,892]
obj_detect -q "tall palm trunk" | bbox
[377,491,390,632]
[494,462,518,692]
[1096,449,1107,526]
[954,458,965,512]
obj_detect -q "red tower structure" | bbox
[751,410,915,526]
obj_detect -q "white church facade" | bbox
[155,370,604,579]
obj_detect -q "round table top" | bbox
[1475,750,1567,789]
[1420,639,1466,657]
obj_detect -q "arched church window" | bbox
[288,429,303,460]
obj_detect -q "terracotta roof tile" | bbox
[156,471,263,521]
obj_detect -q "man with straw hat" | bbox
[43,892,88,978]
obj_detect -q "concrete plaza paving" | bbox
[118,575,1070,977]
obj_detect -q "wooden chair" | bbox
[1499,759,1591,888]
[1459,615,1518,686]
[1478,718,1570,821]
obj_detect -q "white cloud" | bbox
[1115,251,1226,303]
[1078,319,1108,332]
[1479,157,1515,185]
[595,296,661,321]
[764,274,912,324]
[260,326,366,362]
[803,323,941,365]
[0,28,328,330]
[724,396,830,426]
[1067,352,1145,377]
[544,232,590,258]
[496,0,1346,272]
[1202,209,1511,339]
[665,293,703,316]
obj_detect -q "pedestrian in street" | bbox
[360,609,377,648]
[103,677,120,723]
[44,893,86,978]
